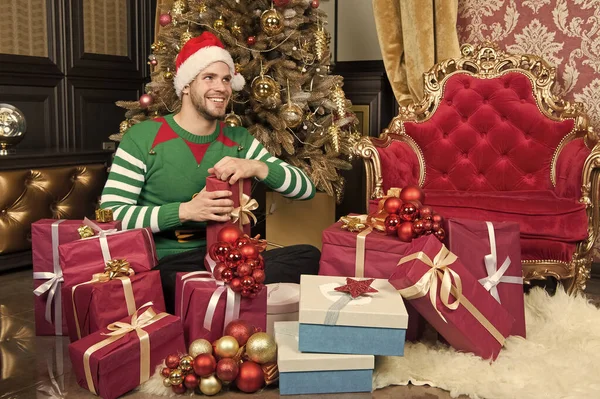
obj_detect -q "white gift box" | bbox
[266,283,300,336]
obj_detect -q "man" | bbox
[100,32,320,312]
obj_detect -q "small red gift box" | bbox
[388,235,515,360]
[31,218,122,336]
[319,217,425,341]
[59,227,158,287]
[175,271,267,346]
[63,270,166,342]
[69,305,185,399]
[445,219,525,338]
[205,175,254,248]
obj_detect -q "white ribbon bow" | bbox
[478,222,523,303]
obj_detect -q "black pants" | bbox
[153,245,321,314]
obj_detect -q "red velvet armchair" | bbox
[354,43,600,294]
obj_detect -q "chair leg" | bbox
[566,257,592,295]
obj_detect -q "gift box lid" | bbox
[299,275,408,329]
[322,220,413,254]
[267,283,300,314]
[275,321,374,373]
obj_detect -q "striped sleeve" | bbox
[100,134,181,233]
[244,137,315,200]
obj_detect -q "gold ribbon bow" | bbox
[230,180,258,228]
[82,304,169,395]
[339,216,368,233]
[397,245,505,345]
[95,208,114,223]
[103,259,134,280]
[77,225,95,239]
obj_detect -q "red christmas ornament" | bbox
[161,367,172,378]
[235,236,252,248]
[274,0,290,6]
[230,277,243,292]
[159,13,172,26]
[413,219,425,236]
[171,383,187,394]
[247,36,256,46]
[139,94,154,108]
[419,206,434,220]
[334,277,378,299]
[432,221,442,232]
[241,275,255,287]
[311,0,320,8]
[397,222,414,242]
[239,243,259,260]
[213,262,228,280]
[249,256,264,270]
[235,361,265,393]
[212,242,231,262]
[399,202,419,222]
[183,373,199,389]
[218,225,244,244]
[400,185,425,204]
[242,288,252,297]
[221,268,234,282]
[216,358,240,382]
[193,354,217,377]
[149,59,158,66]
[432,213,444,224]
[225,249,244,268]
[237,263,253,277]
[224,319,255,346]
[252,269,265,284]
[434,228,446,242]
[384,214,401,235]
[423,220,433,234]
[165,354,180,369]
[252,283,262,292]
[383,197,403,214]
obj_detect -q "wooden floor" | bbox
[1,267,599,399]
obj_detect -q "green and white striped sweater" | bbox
[100,113,315,258]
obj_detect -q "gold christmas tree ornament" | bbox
[171,0,187,25]
[328,124,341,154]
[314,20,327,62]
[180,29,193,47]
[260,8,284,36]
[214,15,225,30]
[281,80,304,129]
[119,120,131,134]
[331,85,347,117]
[198,1,207,14]
[163,68,174,80]
[225,112,243,127]
[230,22,242,36]
[251,71,280,102]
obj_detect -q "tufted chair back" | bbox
[0,164,108,255]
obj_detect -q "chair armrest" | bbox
[554,139,590,199]
[580,142,600,256]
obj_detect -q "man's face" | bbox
[187,61,232,120]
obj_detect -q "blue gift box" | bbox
[275,321,374,395]
[298,275,408,356]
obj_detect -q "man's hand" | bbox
[179,188,234,223]
[208,157,268,184]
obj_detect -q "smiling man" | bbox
[100,32,320,312]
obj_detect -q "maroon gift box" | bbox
[319,219,425,341]
[388,235,515,360]
[69,307,185,399]
[63,271,166,342]
[205,175,252,249]
[59,227,157,287]
[175,271,267,346]
[446,218,525,338]
[32,218,122,336]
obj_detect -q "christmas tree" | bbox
[111,0,359,203]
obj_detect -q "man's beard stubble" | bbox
[190,91,227,121]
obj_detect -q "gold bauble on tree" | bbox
[163,68,173,80]
[214,336,240,358]
[245,332,277,364]
[214,15,225,30]
[225,112,243,127]
[251,74,280,102]
[260,8,284,36]
[180,29,193,47]
[200,375,222,396]
[281,103,304,129]
[119,120,131,134]
[189,338,213,358]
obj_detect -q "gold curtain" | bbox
[372,0,460,105]
[155,0,174,41]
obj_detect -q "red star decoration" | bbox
[334,278,379,299]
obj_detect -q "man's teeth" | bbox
[209,98,224,103]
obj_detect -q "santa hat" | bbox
[173,31,245,98]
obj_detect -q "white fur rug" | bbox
[373,287,600,399]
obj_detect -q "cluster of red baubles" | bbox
[209,226,266,298]
[382,185,445,243]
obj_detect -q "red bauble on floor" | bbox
[223,319,255,346]
[235,361,265,393]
